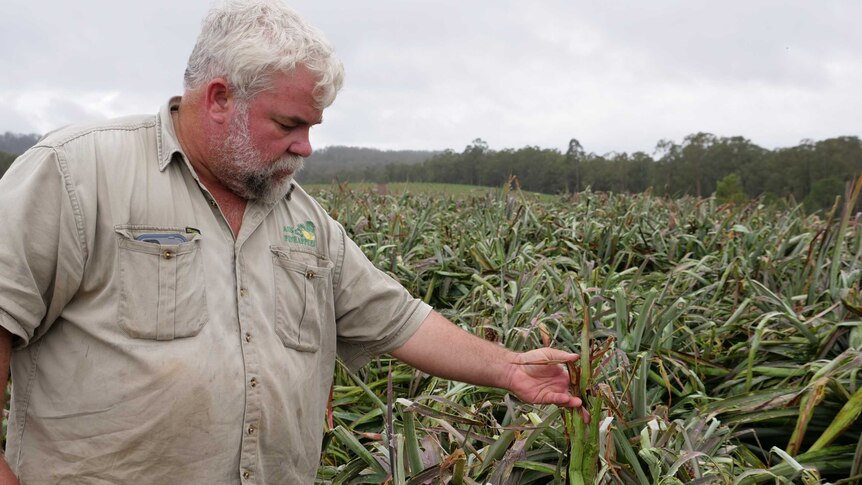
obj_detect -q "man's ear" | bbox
[204,78,232,125]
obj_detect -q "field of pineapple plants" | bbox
[310,181,862,484]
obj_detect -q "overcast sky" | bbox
[2,1,860,155]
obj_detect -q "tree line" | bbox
[0,132,40,155]
[0,132,40,177]
[3,130,861,210]
[0,151,16,177]
[300,133,862,209]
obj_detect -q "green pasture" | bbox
[302,181,558,203]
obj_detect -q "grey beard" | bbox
[243,161,302,204]
[244,172,270,200]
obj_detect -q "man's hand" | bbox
[504,347,582,408]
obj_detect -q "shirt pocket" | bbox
[115,225,208,340]
[271,245,334,352]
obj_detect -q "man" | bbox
[0,1,583,482]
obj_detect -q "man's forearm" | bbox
[391,310,584,409]
[390,310,516,390]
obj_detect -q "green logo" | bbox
[283,221,316,247]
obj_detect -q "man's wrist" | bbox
[496,349,521,392]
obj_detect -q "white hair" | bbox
[184,0,344,108]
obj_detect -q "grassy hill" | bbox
[303,181,559,202]
[0,151,16,177]
[300,146,437,184]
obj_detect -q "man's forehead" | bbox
[252,69,324,124]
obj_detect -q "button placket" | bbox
[236,252,263,483]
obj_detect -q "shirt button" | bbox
[209,199,218,208]
[162,250,174,259]
[305,270,315,279]
[242,470,251,480]
[240,288,247,297]
[244,332,252,343]
[250,377,258,388]
[248,424,256,435]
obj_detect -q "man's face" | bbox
[208,68,323,203]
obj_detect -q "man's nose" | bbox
[288,127,313,158]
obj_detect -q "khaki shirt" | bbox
[0,98,431,484]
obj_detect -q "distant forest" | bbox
[3,131,861,210]
[0,132,40,176]
[302,133,862,210]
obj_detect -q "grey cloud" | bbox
[1,0,860,154]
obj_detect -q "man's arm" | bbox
[0,328,20,484]
[390,310,584,409]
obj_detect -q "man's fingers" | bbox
[580,405,591,425]
[534,347,580,362]
[547,393,583,408]
[514,347,582,367]
[553,394,591,423]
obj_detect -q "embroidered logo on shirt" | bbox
[283,221,316,247]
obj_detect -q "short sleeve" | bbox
[332,224,432,371]
[0,146,86,348]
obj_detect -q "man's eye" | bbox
[278,122,296,130]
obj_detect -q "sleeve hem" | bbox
[0,307,31,350]
[340,302,433,373]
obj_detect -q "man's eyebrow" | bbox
[280,115,323,126]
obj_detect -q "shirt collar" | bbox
[156,96,186,172]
